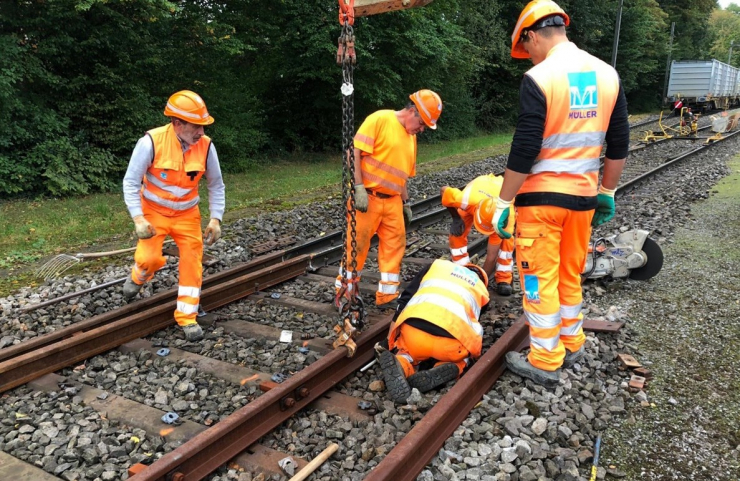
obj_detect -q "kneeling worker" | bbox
[441,174,515,295]
[376,259,490,403]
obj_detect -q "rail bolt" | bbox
[296,386,310,399]
[281,396,296,410]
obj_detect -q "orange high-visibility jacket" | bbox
[442,174,514,218]
[389,260,489,358]
[354,110,416,196]
[519,42,620,197]
[141,124,211,217]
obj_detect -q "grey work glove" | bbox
[133,215,156,239]
[403,203,413,227]
[354,184,369,213]
[204,218,222,245]
[450,216,465,237]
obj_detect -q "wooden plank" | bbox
[0,451,59,481]
[220,319,334,355]
[249,291,336,316]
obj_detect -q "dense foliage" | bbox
[0,0,727,196]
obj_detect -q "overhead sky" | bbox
[719,0,737,8]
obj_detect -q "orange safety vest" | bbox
[520,42,620,197]
[142,124,211,217]
[442,174,504,215]
[353,110,416,196]
[389,259,489,357]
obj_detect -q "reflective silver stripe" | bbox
[530,158,601,174]
[167,101,208,122]
[460,184,473,210]
[406,294,480,332]
[561,321,583,336]
[530,334,560,351]
[560,303,583,319]
[418,279,481,318]
[496,264,513,272]
[450,247,468,256]
[378,283,398,294]
[452,256,470,265]
[380,272,400,283]
[146,172,196,198]
[400,353,414,364]
[412,92,436,126]
[176,301,199,315]
[498,251,513,260]
[542,132,606,150]
[335,279,355,292]
[337,267,361,279]
[511,3,539,42]
[142,188,200,211]
[524,310,561,329]
[178,286,200,298]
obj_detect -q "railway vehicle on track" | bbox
[666,59,740,112]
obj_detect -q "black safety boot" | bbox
[122,277,143,301]
[182,323,204,342]
[505,351,560,389]
[562,346,585,369]
[496,282,513,296]
[375,345,411,403]
[407,362,459,393]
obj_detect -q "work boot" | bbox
[182,323,204,342]
[376,345,411,403]
[496,282,513,296]
[562,346,585,369]
[505,351,560,389]
[122,277,143,301]
[407,362,459,393]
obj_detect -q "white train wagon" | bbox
[666,59,740,112]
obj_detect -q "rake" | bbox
[36,240,175,280]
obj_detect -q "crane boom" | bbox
[355,0,434,17]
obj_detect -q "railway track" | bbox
[1,129,737,481]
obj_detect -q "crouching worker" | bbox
[375,259,490,403]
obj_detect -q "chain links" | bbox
[335,19,366,334]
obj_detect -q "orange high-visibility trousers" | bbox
[335,194,405,305]
[392,323,470,378]
[131,202,203,327]
[514,205,591,371]
[495,236,514,285]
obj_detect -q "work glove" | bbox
[354,184,369,213]
[450,216,465,237]
[204,218,222,245]
[592,186,616,226]
[133,215,156,240]
[492,198,513,239]
[403,203,413,227]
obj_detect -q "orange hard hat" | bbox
[511,0,570,59]
[464,263,489,288]
[473,197,496,236]
[409,90,443,130]
[164,90,214,125]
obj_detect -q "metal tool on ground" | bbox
[590,434,602,481]
[583,229,663,281]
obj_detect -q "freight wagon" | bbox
[666,59,740,112]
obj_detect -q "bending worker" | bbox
[335,90,442,307]
[122,90,226,342]
[489,0,629,388]
[375,259,490,403]
[441,174,516,296]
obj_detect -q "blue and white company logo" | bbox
[568,71,598,110]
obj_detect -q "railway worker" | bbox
[335,90,443,307]
[488,0,630,388]
[121,90,226,342]
[375,259,490,403]
[440,174,516,296]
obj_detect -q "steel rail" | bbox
[129,314,391,481]
[0,255,311,393]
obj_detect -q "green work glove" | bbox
[492,198,513,239]
[403,203,413,227]
[592,186,616,226]
[354,184,368,213]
